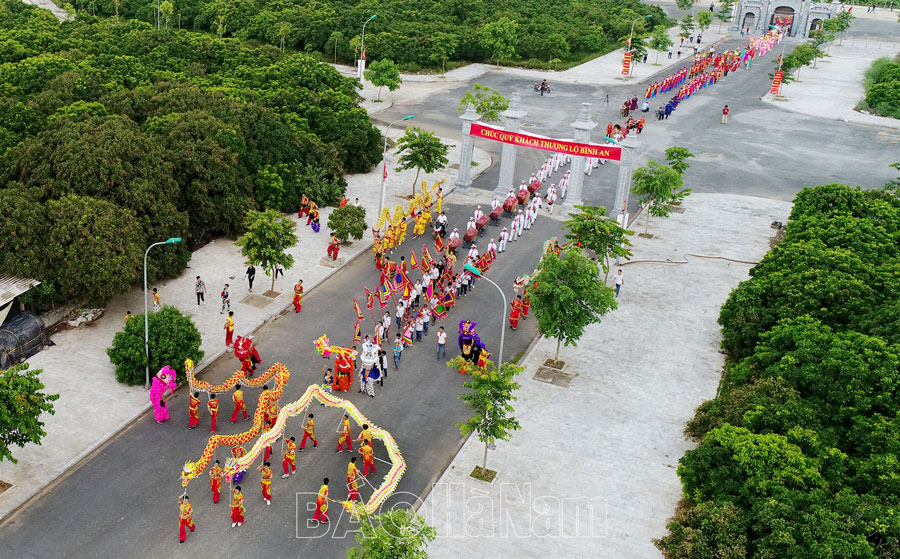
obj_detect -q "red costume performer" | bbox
[332,353,354,392]
[509,297,522,330]
[230,488,245,526]
[231,388,248,422]
[258,463,273,503]
[300,414,318,450]
[521,289,531,319]
[298,194,310,218]
[282,438,297,476]
[207,397,219,433]
[360,442,376,476]
[292,281,303,312]
[178,497,195,543]
[233,336,260,377]
[209,463,223,503]
[313,482,329,523]
[327,235,340,260]
[347,460,361,501]
[188,392,200,429]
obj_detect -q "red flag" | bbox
[364,285,374,309]
[422,244,434,268]
[409,250,419,270]
[353,321,362,343]
[353,299,365,321]
[434,236,444,253]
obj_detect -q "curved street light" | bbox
[463,263,506,367]
[144,237,182,388]
[378,115,415,218]
[359,14,377,80]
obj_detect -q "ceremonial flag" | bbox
[426,282,434,299]
[353,299,365,321]
[422,244,434,268]
[353,321,362,343]
[770,70,784,95]
[364,285,374,309]
[392,270,405,291]
[622,52,633,75]
[401,325,414,346]
[409,250,419,270]
[434,235,444,253]
[314,334,331,357]
[378,281,391,307]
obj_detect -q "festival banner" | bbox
[409,250,419,270]
[364,285,374,309]
[353,321,362,343]
[622,52,633,76]
[771,70,784,95]
[353,299,365,321]
[468,123,622,161]
[378,281,391,307]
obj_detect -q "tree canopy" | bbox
[0,363,59,463]
[657,183,900,559]
[0,1,371,305]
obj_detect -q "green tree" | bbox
[430,32,458,73]
[631,160,691,235]
[327,30,343,63]
[679,14,695,41]
[481,17,519,65]
[0,363,59,464]
[43,195,145,305]
[563,205,633,284]
[394,127,449,196]
[696,10,712,33]
[235,209,297,293]
[159,0,173,28]
[255,165,285,211]
[676,0,694,12]
[649,26,673,64]
[364,59,402,102]
[107,306,204,386]
[453,358,522,473]
[326,205,367,242]
[716,0,735,31]
[833,10,854,45]
[347,510,436,559]
[457,83,509,123]
[664,146,695,176]
[530,247,618,362]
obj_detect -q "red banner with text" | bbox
[469,123,622,161]
[771,70,784,95]
[622,52,633,75]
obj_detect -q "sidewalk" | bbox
[420,193,792,558]
[0,128,491,521]
[762,38,900,129]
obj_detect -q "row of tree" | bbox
[82,0,667,70]
[656,178,900,558]
[0,1,382,306]
[862,55,900,119]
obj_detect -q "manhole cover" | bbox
[533,366,557,383]
[699,152,723,160]
[551,371,575,387]
[239,294,273,309]
[0,480,13,495]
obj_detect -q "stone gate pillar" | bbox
[495,92,527,196]
[562,103,597,211]
[455,104,479,194]
[611,136,639,222]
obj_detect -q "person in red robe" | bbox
[521,289,531,319]
[327,235,340,260]
[292,280,304,313]
[333,353,354,392]
[509,296,523,331]
[178,495,195,543]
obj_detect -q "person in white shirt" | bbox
[382,311,392,338]
[353,198,360,207]
[487,239,497,257]
[466,217,476,233]
[421,306,430,335]
[516,209,525,236]
[473,206,484,222]
[414,315,424,342]
[506,187,515,201]
[547,185,557,214]
[491,196,501,213]
[614,269,624,297]
[510,211,522,241]
[412,280,422,308]
[467,244,479,263]
[435,327,448,359]
[519,180,529,196]
[561,171,570,198]
[524,205,533,230]
[395,303,405,329]
[498,228,509,252]
[449,228,460,243]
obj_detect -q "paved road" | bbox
[375,35,900,207]
[0,196,559,558]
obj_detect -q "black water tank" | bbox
[0,313,48,369]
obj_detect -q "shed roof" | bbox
[0,275,40,307]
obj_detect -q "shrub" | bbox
[107,305,204,386]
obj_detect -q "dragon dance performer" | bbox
[224,311,234,347]
[230,486,245,528]
[298,194,311,218]
[230,386,248,423]
[188,391,201,429]
[312,479,329,523]
[347,457,361,501]
[209,460,223,503]
[257,461,273,506]
[207,394,219,433]
[282,436,297,478]
[293,279,304,313]
[333,351,354,392]
[521,287,531,320]
[359,440,376,475]
[231,445,247,484]
[300,413,318,450]
[337,414,353,452]
[178,495,195,543]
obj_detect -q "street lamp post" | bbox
[770,24,788,68]
[378,115,415,219]
[628,15,653,75]
[143,237,182,389]
[359,14,377,80]
[463,264,506,367]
